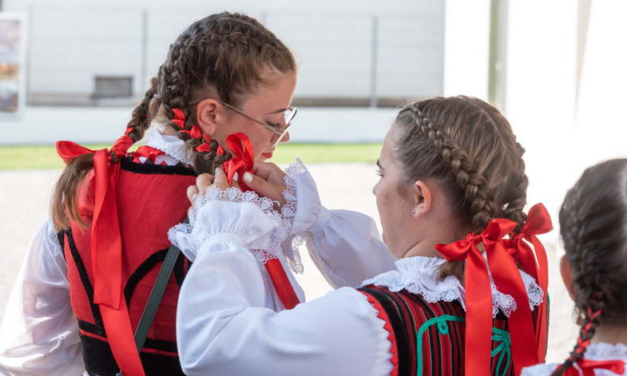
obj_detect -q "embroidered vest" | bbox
[59,158,196,376]
[359,284,522,376]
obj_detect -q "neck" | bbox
[593,323,627,346]
[403,225,470,259]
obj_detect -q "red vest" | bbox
[60,158,196,376]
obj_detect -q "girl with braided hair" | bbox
[523,159,627,376]
[170,95,552,375]
[0,11,398,376]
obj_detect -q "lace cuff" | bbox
[168,187,282,261]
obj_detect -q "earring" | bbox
[411,208,417,217]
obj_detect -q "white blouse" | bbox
[0,129,395,375]
[172,183,545,375]
[522,343,627,376]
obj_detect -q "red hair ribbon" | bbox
[435,224,503,376]
[171,108,213,152]
[508,203,553,360]
[56,134,145,376]
[171,108,186,129]
[559,359,625,376]
[223,132,254,192]
[485,218,541,374]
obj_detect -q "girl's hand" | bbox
[186,167,240,207]
[242,162,288,206]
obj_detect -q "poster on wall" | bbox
[0,13,26,118]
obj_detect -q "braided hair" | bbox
[552,159,627,375]
[51,12,296,230]
[393,96,529,277]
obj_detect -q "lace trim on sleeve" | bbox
[167,187,285,257]
[278,159,308,274]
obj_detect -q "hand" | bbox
[186,167,240,209]
[241,162,288,206]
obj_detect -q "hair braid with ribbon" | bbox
[51,12,296,230]
[552,159,627,375]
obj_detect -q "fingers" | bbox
[187,185,199,206]
[242,171,286,204]
[196,173,214,195]
[253,162,286,183]
[213,167,229,190]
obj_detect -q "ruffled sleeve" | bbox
[0,221,84,376]
[284,160,396,288]
[168,187,282,262]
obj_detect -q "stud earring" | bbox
[411,208,417,217]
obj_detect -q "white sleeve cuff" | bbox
[168,188,281,261]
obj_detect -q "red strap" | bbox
[263,257,300,310]
[56,140,145,376]
[435,231,493,376]
[485,219,540,374]
[223,133,255,192]
[510,203,553,360]
[558,358,626,376]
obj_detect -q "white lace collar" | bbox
[361,256,544,318]
[145,128,194,166]
[522,343,627,375]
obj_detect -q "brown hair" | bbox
[51,12,296,231]
[552,159,627,375]
[393,96,529,275]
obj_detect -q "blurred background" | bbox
[1,0,626,365]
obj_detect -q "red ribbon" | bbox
[263,256,300,309]
[171,108,186,129]
[56,136,145,376]
[559,359,626,376]
[435,228,496,376]
[223,132,255,192]
[509,203,553,360]
[486,219,540,374]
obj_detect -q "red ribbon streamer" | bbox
[559,358,625,376]
[486,219,540,375]
[264,257,300,309]
[223,132,255,192]
[509,203,553,360]
[435,229,495,376]
[56,137,145,376]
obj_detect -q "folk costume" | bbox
[0,124,395,376]
[172,169,553,376]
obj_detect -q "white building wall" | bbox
[5,0,445,102]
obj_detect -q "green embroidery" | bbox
[415,315,512,376]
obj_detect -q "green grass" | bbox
[0,143,382,170]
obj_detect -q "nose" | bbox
[279,131,290,144]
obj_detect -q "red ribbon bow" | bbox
[435,219,515,376]
[56,135,145,376]
[559,359,626,376]
[436,218,544,375]
[222,132,255,192]
[486,218,541,374]
[509,203,553,360]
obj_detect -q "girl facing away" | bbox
[0,12,396,376]
[171,96,553,375]
[523,159,627,376]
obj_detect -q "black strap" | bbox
[134,242,182,352]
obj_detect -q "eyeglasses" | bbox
[218,101,297,147]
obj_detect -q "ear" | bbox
[195,99,225,137]
[411,180,433,218]
[560,255,577,301]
